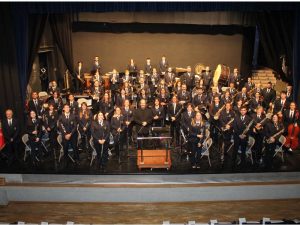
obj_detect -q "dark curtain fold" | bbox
[257,12,294,82]
[49,14,74,76]
[293,11,300,105]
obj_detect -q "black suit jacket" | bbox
[2,118,20,142]
[58,113,77,136]
[28,99,43,116]
[91,120,110,142]
[233,114,252,136]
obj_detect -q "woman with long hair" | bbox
[78,102,92,151]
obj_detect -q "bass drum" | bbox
[213,64,230,87]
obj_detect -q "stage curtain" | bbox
[293,11,300,105]
[49,14,74,76]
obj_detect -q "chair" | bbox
[22,134,31,161]
[273,135,286,162]
[57,134,75,163]
[200,138,213,167]
[89,137,97,166]
[237,136,255,165]
[41,130,49,153]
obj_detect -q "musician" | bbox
[201,66,212,91]
[137,77,150,96]
[209,96,224,141]
[78,102,92,151]
[273,91,289,115]
[43,103,58,151]
[232,106,252,170]
[68,94,79,116]
[26,110,42,165]
[219,102,235,164]
[127,59,137,74]
[144,58,153,75]
[177,84,191,105]
[48,91,63,114]
[192,87,207,112]
[165,67,175,93]
[181,103,195,134]
[263,114,284,170]
[221,91,232,105]
[47,81,60,96]
[99,92,114,120]
[228,82,237,97]
[188,111,206,169]
[180,66,195,92]
[91,56,101,73]
[235,87,249,105]
[91,80,104,113]
[283,102,299,132]
[159,55,168,75]
[253,82,263,97]
[151,98,165,127]
[110,69,120,101]
[249,92,264,114]
[173,80,182,95]
[168,95,182,146]
[74,61,84,93]
[244,77,254,92]
[158,88,169,116]
[111,107,125,158]
[137,89,152,105]
[233,99,243,116]
[115,89,130,108]
[123,81,133,100]
[122,99,134,144]
[91,112,110,170]
[228,68,241,89]
[262,82,276,111]
[286,85,293,102]
[28,92,43,118]
[252,106,268,166]
[156,79,169,96]
[133,99,153,137]
[92,69,102,84]
[123,70,133,84]
[2,109,20,163]
[58,104,79,164]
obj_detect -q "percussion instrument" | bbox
[213,64,230,87]
[103,75,111,90]
[84,73,93,88]
[194,63,206,75]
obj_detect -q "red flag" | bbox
[0,121,5,151]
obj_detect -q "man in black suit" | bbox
[177,84,191,106]
[283,102,299,132]
[180,103,195,134]
[91,56,101,73]
[165,67,175,93]
[273,91,289,115]
[68,94,79,116]
[228,68,241,90]
[244,77,254,92]
[144,58,153,75]
[47,81,60,96]
[180,66,195,92]
[28,92,43,118]
[286,85,293,103]
[262,82,276,111]
[74,61,84,93]
[2,109,20,163]
[58,104,79,164]
[133,99,153,138]
[159,55,169,75]
[201,66,212,91]
[168,96,182,146]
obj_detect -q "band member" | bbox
[122,99,134,144]
[233,99,243,116]
[137,77,150,96]
[228,82,237,97]
[99,92,114,120]
[149,68,159,94]
[151,98,165,127]
[177,84,191,105]
[235,87,249,105]
[165,67,175,93]
[91,112,110,170]
[91,80,104,113]
[180,66,195,92]
[28,92,43,118]
[252,106,268,166]
[78,102,92,151]
[48,91,63,114]
[115,89,129,108]
[137,88,152,105]
[91,56,101,73]
[207,86,221,105]
[123,70,133,84]
[262,82,276,111]
[201,66,212,91]
[221,91,232,105]
[181,103,195,133]
[156,79,169,96]
[228,67,241,89]
[48,81,60,96]
[219,102,235,164]
[273,91,289,115]
[286,85,293,102]
[249,92,264,114]
[137,70,148,84]
[158,88,169,118]
[43,103,58,151]
[173,80,182,95]
[144,58,153,75]
[123,81,133,99]
[192,87,207,112]
[283,102,299,132]
[253,82,263,97]
[111,107,125,159]
[133,99,153,137]
[188,111,206,169]
[93,69,102,83]
[26,110,42,165]
[74,61,84,93]
[244,77,254,92]
[232,106,252,170]
[110,69,120,101]
[68,94,79,116]
[209,96,224,141]
[159,55,168,75]
[127,59,138,74]
[58,104,79,164]
[168,96,182,146]
[2,109,20,163]
[264,114,284,170]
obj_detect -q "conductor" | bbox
[133,99,153,137]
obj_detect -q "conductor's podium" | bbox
[137,136,172,170]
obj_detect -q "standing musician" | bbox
[228,68,241,90]
[283,102,299,132]
[233,99,243,116]
[122,99,134,144]
[78,102,92,151]
[91,112,110,171]
[286,85,293,102]
[151,98,165,127]
[48,91,63,115]
[209,96,224,141]
[253,82,263,97]
[244,77,254,92]
[99,92,114,120]
[149,68,160,94]
[26,110,42,165]
[177,84,191,106]
[192,87,207,112]
[159,55,169,75]
[111,107,125,159]
[228,82,238,97]
[123,70,133,84]
[249,92,264,115]
[28,92,43,118]
[43,103,58,151]
[180,66,195,92]
[48,81,60,96]
[110,69,120,102]
[165,67,175,93]
[219,102,235,164]
[91,80,104,113]
[91,56,101,73]
[273,91,289,116]
[251,106,268,166]
[188,111,206,169]
[181,103,195,135]
[74,61,85,93]
[133,99,153,137]
[115,89,130,108]
[168,95,182,146]
[262,82,276,111]
[221,91,232,105]
[68,94,79,116]
[127,59,138,74]
[158,88,169,121]
[144,58,153,75]
[232,106,252,170]
[263,114,284,170]
[201,66,212,91]
[58,104,79,164]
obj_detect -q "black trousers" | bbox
[264,142,276,170]
[113,132,124,156]
[29,139,42,162]
[62,134,79,161]
[3,139,20,161]
[252,133,264,164]
[232,135,248,168]
[170,121,180,145]
[188,140,202,165]
[93,140,109,167]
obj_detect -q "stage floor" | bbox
[1,142,300,175]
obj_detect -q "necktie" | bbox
[70,102,73,107]
[9,119,12,126]
[290,111,294,118]
[241,116,244,121]
[32,119,36,124]
[34,100,37,106]
[188,112,191,117]
[267,89,270,93]
[66,115,69,120]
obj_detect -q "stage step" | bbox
[252,68,277,87]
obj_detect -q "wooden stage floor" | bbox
[0,199,299,224]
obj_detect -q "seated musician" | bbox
[286,84,293,102]
[207,86,221,105]
[156,79,169,96]
[159,55,168,75]
[127,58,138,74]
[173,80,182,95]
[201,66,212,91]
[273,91,289,117]
[48,91,63,114]
[123,81,133,100]
[26,110,42,166]
[180,66,195,92]
[58,104,79,165]
[244,77,254,92]
[110,69,120,101]
[91,112,110,171]
[91,80,104,113]
[219,102,235,164]
[263,114,284,170]
[137,70,148,84]
[74,61,84,93]
[235,87,249,105]
[221,91,232,105]
[262,82,276,111]
[177,84,191,106]
[165,67,175,93]
[233,99,243,116]
[249,92,264,115]
[232,106,252,170]
[28,91,43,118]
[93,69,102,84]
[123,70,133,84]
[151,98,165,128]
[228,82,237,97]
[192,87,207,113]
[209,96,224,141]
[283,102,299,151]
[137,89,151,105]
[228,67,241,90]
[188,111,206,169]
[111,107,125,160]
[133,99,153,137]
[68,94,79,116]
[157,88,169,120]
[253,82,263,97]
[149,68,159,94]
[78,102,92,151]
[43,103,58,151]
[122,99,134,144]
[98,92,114,120]
[252,106,268,166]
[181,103,195,134]
[168,95,182,146]
[47,81,60,96]
[115,89,130,108]
[144,58,153,75]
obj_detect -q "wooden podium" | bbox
[137,136,172,171]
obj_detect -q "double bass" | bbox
[284,110,300,150]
